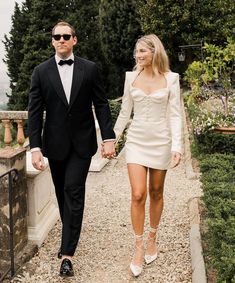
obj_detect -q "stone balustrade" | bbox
[0,110,108,171]
[0,111,28,147]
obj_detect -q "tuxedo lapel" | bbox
[69,57,84,109]
[47,57,69,107]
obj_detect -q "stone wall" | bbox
[0,148,28,273]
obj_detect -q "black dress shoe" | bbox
[59,258,74,277]
[57,249,62,259]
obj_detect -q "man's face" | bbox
[52,25,77,58]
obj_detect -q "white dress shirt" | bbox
[55,54,74,103]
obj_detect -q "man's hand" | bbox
[101,141,116,159]
[31,151,46,170]
[170,151,181,168]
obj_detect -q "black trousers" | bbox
[49,150,91,256]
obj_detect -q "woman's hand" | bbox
[101,141,116,159]
[170,151,181,168]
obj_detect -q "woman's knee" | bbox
[132,190,147,204]
[149,187,163,201]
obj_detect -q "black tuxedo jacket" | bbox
[28,55,115,160]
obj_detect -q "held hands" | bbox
[101,141,116,159]
[170,151,181,168]
[31,151,46,171]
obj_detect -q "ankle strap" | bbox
[149,226,158,233]
[134,234,144,241]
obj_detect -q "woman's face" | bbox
[135,42,153,68]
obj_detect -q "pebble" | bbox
[7,155,202,283]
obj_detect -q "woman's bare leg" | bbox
[147,169,167,256]
[127,163,148,267]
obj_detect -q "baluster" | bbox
[14,119,25,147]
[2,119,12,147]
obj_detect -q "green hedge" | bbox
[195,132,235,155]
[108,99,121,128]
[199,153,235,282]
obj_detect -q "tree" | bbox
[5,0,142,109]
[12,0,74,110]
[137,0,235,73]
[5,0,106,110]
[3,0,32,109]
[67,0,104,70]
[99,0,141,98]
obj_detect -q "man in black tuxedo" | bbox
[28,21,115,277]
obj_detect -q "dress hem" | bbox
[126,160,169,170]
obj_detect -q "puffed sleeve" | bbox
[114,72,133,140]
[168,73,183,154]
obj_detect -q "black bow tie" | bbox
[58,59,74,66]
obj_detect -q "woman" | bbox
[113,34,182,276]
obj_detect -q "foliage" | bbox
[3,0,32,109]
[4,0,139,110]
[3,0,74,110]
[185,39,235,282]
[184,39,235,109]
[199,153,235,282]
[108,99,121,127]
[66,0,103,69]
[194,131,235,155]
[189,101,235,135]
[115,129,126,155]
[187,100,235,154]
[185,39,235,136]
[183,61,204,104]
[99,0,141,98]
[137,0,235,72]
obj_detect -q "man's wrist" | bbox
[103,139,115,143]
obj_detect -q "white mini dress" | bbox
[114,71,183,170]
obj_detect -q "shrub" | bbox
[108,98,127,154]
[108,99,121,127]
[199,153,235,282]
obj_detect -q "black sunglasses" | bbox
[52,34,72,41]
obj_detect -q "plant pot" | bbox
[213,126,235,134]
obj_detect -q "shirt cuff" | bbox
[103,139,116,143]
[30,147,41,153]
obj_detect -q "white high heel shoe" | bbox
[130,234,144,277]
[145,227,158,265]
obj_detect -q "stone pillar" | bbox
[0,148,28,273]
[26,152,59,246]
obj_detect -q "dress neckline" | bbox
[130,85,168,96]
[131,71,168,96]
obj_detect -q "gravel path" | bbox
[10,154,202,283]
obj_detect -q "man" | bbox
[28,21,115,277]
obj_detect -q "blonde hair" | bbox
[134,34,170,74]
[52,21,76,36]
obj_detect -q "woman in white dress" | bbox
[113,34,182,276]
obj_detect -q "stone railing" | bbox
[0,110,108,171]
[0,111,28,147]
[0,111,59,250]
[0,110,109,249]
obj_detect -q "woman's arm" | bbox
[114,72,134,140]
[168,73,183,154]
